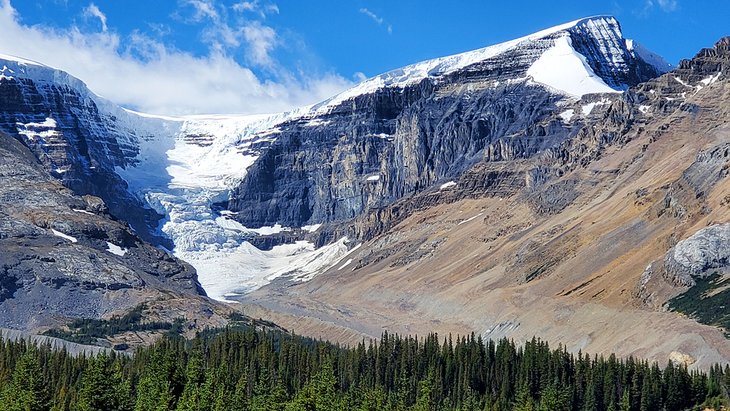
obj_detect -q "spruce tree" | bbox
[3,348,49,411]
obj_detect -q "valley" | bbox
[0,15,728,374]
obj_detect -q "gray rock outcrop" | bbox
[664,223,730,286]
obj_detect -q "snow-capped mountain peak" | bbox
[312,16,667,112]
[0,16,671,301]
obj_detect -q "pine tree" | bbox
[229,374,249,411]
[77,355,131,411]
[513,383,535,411]
[2,348,49,411]
[135,373,173,411]
[413,372,435,411]
[619,389,630,411]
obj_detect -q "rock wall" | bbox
[227,23,665,233]
[0,76,169,247]
[0,132,202,330]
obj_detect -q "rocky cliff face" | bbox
[226,16,667,233]
[0,59,185,249]
[0,131,209,331]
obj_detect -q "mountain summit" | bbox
[316,16,670,112]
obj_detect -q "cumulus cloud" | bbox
[0,0,353,116]
[180,0,280,67]
[359,8,392,34]
[83,3,107,32]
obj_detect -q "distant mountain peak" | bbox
[312,16,668,113]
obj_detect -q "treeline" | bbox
[0,326,728,410]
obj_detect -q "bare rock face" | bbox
[226,17,665,232]
[0,132,204,331]
[0,70,170,247]
[664,223,730,286]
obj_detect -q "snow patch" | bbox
[302,118,331,127]
[700,73,722,86]
[338,259,353,270]
[106,242,128,256]
[638,105,651,114]
[302,224,322,233]
[559,109,575,123]
[249,224,291,236]
[458,212,484,226]
[0,65,15,81]
[673,76,691,88]
[440,181,457,190]
[20,118,57,128]
[16,117,60,142]
[366,175,381,181]
[72,209,94,215]
[51,229,77,243]
[581,98,610,115]
[527,35,618,98]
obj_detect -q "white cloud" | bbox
[233,1,256,12]
[232,1,278,18]
[359,8,392,34]
[183,0,219,21]
[83,3,107,32]
[359,8,383,25]
[656,0,678,11]
[0,0,353,116]
[242,21,277,67]
[642,0,679,13]
[181,0,279,68]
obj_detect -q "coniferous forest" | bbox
[0,326,728,411]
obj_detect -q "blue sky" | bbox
[0,0,726,115]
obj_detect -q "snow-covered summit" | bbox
[311,16,669,112]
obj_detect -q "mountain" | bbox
[0,16,668,302]
[4,16,728,367]
[242,36,730,368]
[0,129,236,338]
[227,16,669,230]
